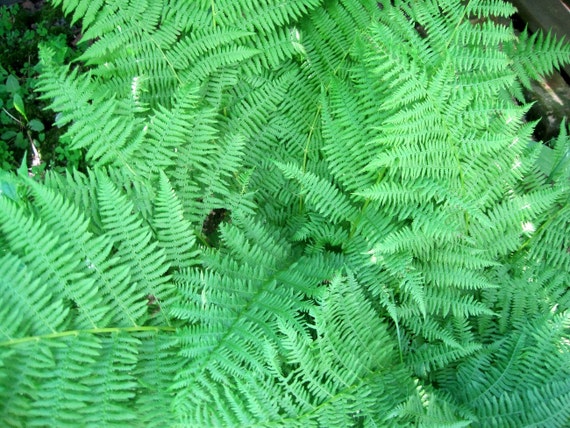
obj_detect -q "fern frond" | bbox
[153,171,200,272]
[472,187,564,257]
[437,313,570,427]
[523,124,570,271]
[196,133,247,212]
[169,28,254,70]
[389,383,473,427]
[96,171,172,323]
[132,84,202,176]
[464,0,517,19]
[25,177,144,327]
[37,46,145,169]
[26,334,138,426]
[0,253,69,339]
[321,77,383,192]
[505,29,570,89]
[49,0,105,27]
[0,193,105,329]
[214,0,321,32]
[275,161,358,224]
[300,0,379,84]
[133,332,180,427]
[79,0,163,41]
[42,168,105,232]
[171,216,334,425]
[73,333,141,426]
[276,271,414,426]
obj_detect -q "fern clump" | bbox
[1,0,570,426]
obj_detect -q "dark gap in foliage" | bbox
[201,208,230,246]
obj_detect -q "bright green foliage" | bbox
[1,0,570,426]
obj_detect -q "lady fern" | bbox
[1,0,570,426]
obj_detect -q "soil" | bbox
[1,0,44,13]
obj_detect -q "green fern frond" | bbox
[37,46,146,169]
[25,177,144,327]
[49,0,105,27]
[132,333,180,427]
[0,193,106,329]
[25,334,138,426]
[80,0,163,41]
[69,333,140,426]
[278,271,415,426]
[356,179,442,209]
[523,124,570,271]
[96,171,172,323]
[195,133,247,210]
[153,171,200,272]
[275,161,358,223]
[42,168,104,233]
[224,70,295,159]
[0,253,69,339]
[389,384,473,427]
[132,84,202,175]
[321,77,383,192]
[464,0,517,19]
[482,259,570,336]
[171,216,334,425]
[300,0,379,84]
[505,29,570,89]
[170,28,254,69]
[472,187,564,258]
[438,313,570,427]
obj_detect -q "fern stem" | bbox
[300,102,322,213]
[0,326,176,348]
[445,4,469,52]
[211,0,217,28]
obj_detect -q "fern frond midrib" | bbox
[0,325,176,348]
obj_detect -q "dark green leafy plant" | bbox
[0,2,82,171]
[1,0,570,426]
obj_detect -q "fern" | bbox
[153,171,200,271]
[0,253,69,339]
[171,215,343,425]
[1,0,570,426]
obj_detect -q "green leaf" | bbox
[1,130,17,140]
[17,153,28,177]
[5,75,20,93]
[14,132,27,149]
[28,119,45,132]
[12,93,27,121]
[0,180,18,201]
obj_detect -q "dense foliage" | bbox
[0,2,83,171]
[1,0,570,426]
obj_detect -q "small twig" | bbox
[2,107,22,126]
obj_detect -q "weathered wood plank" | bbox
[526,72,570,141]
[510,0,570,39]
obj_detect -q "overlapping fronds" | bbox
[0,169,183,425]
[37,46,146,169]
[2,0,570,426]
[436,313,570,427]
[171,215,342,425]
